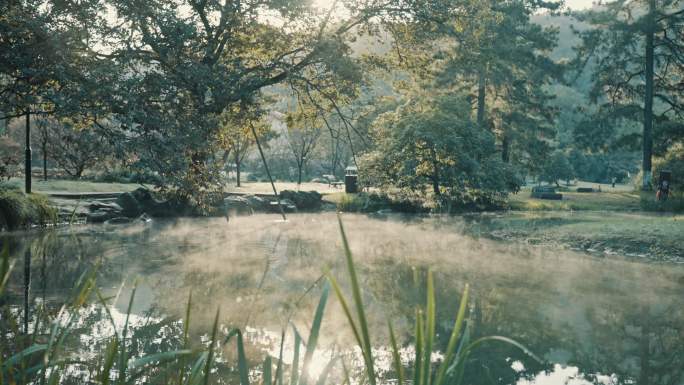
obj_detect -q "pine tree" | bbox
[573,0,684,190]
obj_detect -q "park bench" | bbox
[531,186,563,200]
[576,187,595,193]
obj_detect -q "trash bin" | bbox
[659,170,672,185]
[345,166,358,193]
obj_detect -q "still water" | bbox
[2,213,683,384]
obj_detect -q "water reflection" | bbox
[1,213,683,384]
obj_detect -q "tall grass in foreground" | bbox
[1,216,538,385]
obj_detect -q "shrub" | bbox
[653,143,684,191]
[336,192,427,213]
[640,192,684,212]
[0,186,57,230]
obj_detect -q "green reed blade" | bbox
[2,344,47,371]
[341,360,351,385]
[203,308,220,385]
[290,326,301,385]
[263,356,272,385]
[178,291,193,385]
[300,282,329,385]
[118,280,138,385]
[336,215,376,385]
[326,274,362,353]
[314,357,338,385]
[95,287,120,338]
[0,241,13,295]
[462,336,542,363]
[275,329,285,385]
[413,309,423,385]
[127,350,194,385]
[186,351,209,385]
[129,350,194,371]
[47,362,63,385]
[100,337,119,385]
[388,321,404,385]
[234,329,250,385]
[433,284,469,385]
[422,271,435,385]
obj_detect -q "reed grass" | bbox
[0,215,539,385]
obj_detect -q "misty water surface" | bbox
[3,213,683,384]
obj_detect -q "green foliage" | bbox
[654,143,684,191]
[0,187,57,230]
[571,0,684,188]
[567,149,639,184]
[429,0,562,173]
[47,119,112,179]
[361,93,520,211]
[639,193,684,212]
[540,151,574,186]
[338,192,428,213]
[0,136,21,181]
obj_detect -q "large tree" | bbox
[77,0,464,201]
[361,92,520,209]
[388,0,562,172]
[573,0,684,189]
[285,108,323,185]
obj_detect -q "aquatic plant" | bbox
[0,217,537,385]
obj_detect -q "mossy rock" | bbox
[279,190,322,210]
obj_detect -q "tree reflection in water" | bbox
[2,213,683,385]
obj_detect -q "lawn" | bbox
[463,211,684,263]
[4,178,347,195]
[4,177,146,193]
[508,189,644,211]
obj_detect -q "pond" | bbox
[2,212,683,384]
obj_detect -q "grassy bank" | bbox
[508,190,643,211]
[463,211,684,263]
[0,186,57,231]
[4,177,146,193]
[510,187,684,213]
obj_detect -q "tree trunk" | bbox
[25,111,31,194]
[297,163,303,185]
[432,176,440,196]
[42,140,47,181]
[477,69,486,127]
[642,0,655,190]
[432,153,441,196]
[501,132,511,163]
[235,153,241,187]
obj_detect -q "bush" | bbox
[0,186,57,230]
[0,136,21,181]
[639,192,684,212]
[336,192,427,213]
[653,143,684,191]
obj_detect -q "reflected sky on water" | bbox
[2,213,683,384]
